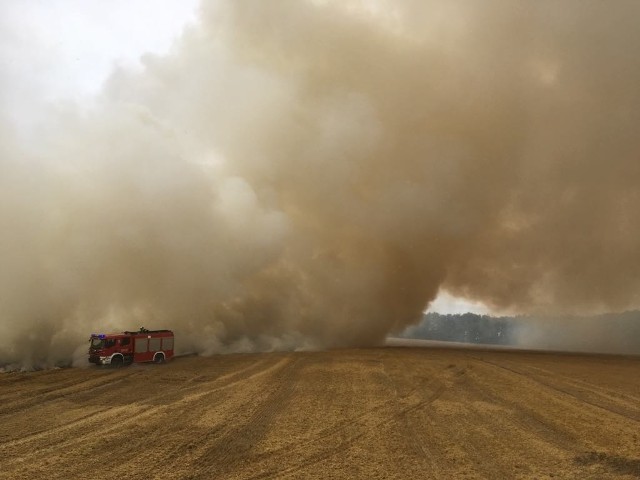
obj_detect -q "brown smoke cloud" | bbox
[1,0,640,367]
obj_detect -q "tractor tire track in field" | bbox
[470,355,640,424]
[1,347,639,480]
[0,368,142,414]
[0,355,286,474]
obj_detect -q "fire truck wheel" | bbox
[111,356,124,368]
[154,353,165,364]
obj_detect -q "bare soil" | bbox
[1,347,639,479]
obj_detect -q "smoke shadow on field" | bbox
[574,451,640,477]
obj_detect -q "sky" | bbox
[0,0,200,129]
[425,291,491,316]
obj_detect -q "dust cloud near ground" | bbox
[1,347,639,479]
[2,1,640,367]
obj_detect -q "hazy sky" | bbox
[426,291,491,315]
[0,0,200,130]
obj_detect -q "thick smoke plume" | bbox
[2,1,640,367]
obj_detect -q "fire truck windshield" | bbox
[90,338,104,349]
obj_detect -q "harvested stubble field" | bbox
[1,346,639,479]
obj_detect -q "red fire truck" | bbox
[88,328,174,366]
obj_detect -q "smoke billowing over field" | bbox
[1,1,640,367]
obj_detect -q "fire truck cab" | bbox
[88,328,174,366]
